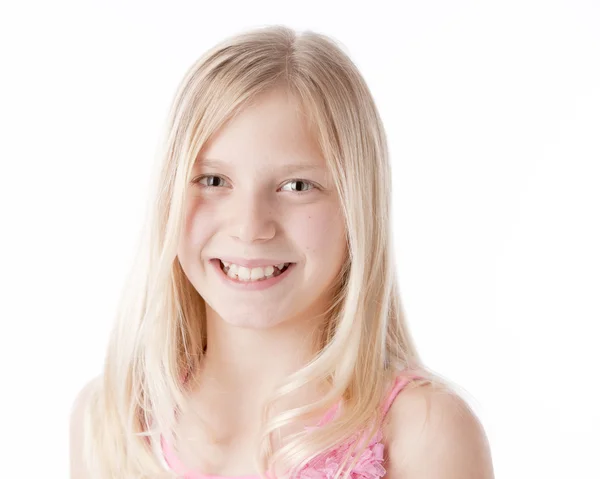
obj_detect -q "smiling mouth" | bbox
[217,259,293,281]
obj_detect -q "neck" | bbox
[197,303,326,404]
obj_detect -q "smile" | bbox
[211,259,296,291]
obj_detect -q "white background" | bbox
[1,1,598,477]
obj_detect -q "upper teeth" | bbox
[220,260,290,281]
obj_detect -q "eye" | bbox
[191,175,317,194]
[280,179,316,194]
[192,175,228,190]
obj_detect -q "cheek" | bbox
[178,200,213,255]
[294,206,346,260]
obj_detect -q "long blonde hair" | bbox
[82,25,460,479]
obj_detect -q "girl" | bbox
[70,25,494,479]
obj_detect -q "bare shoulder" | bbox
[383,380,495,479]
[70,375,103,479]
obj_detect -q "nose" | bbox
[229,189,276,244]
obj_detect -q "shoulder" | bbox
[383,379,495,479]
[70,375,102,427]
[70,375,103,478]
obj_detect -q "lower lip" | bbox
[211,259,296,291]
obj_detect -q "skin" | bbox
[383,384,495,478]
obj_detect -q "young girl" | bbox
[70,25,494,479]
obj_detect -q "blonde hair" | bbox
[82,25,461,479]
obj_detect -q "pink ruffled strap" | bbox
[297,370,424,479]
[381,370,424,418]
[317,369,424,427]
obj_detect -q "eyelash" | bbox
[191,175,318,195]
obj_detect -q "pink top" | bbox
[160,371,423,479]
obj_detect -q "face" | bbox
[176,87,347,330]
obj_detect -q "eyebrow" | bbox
[195,158,325,174]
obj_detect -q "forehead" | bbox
[196,88,324,170]
[196,157,326,176]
